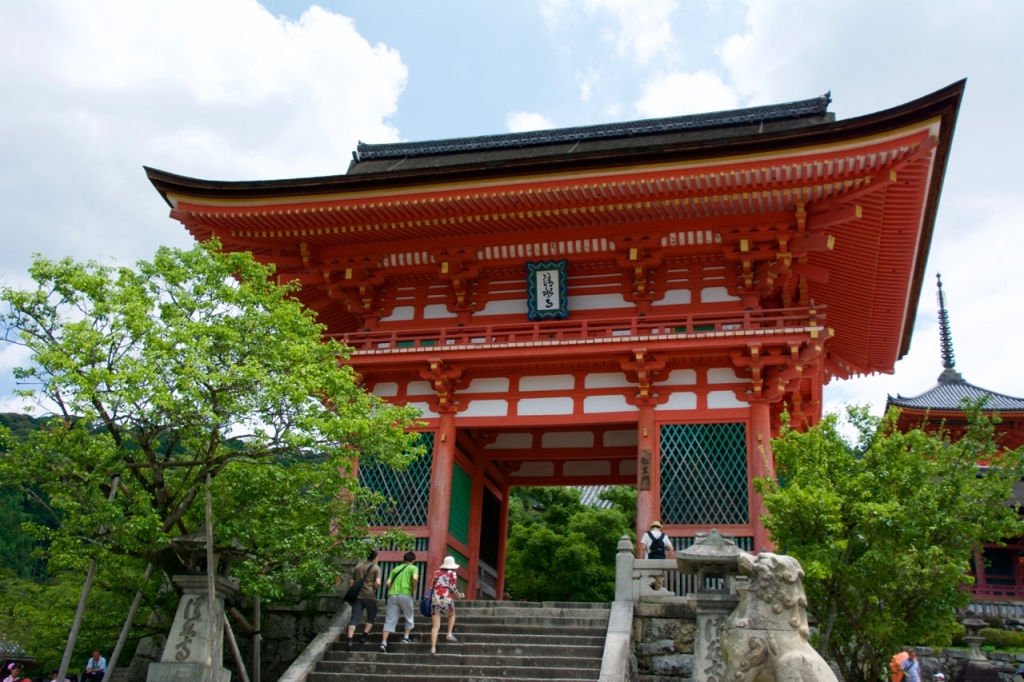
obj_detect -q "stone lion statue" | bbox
[720,552,838,682]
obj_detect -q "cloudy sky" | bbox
[1,0,1023,417]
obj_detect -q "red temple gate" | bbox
[147,82,963,599]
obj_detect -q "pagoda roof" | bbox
[888,274,1024,413]
[144,81,965,378]
[888,377,1024,413]
[348,95,833,173]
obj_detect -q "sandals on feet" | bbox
[446,634,458,642]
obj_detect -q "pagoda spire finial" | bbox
[936,273,963,382]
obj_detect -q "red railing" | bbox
[330,306,826,351]
[971,582,1024,600]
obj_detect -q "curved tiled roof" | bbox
[354,95,831,161]
[888,378,1024,412]
[889,274,1024,413]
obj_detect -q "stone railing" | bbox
[601,536,704,681]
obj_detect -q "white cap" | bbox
[933,674,946,680]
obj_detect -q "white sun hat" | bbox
[440,556,459,570]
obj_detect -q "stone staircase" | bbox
[308,600,610,681]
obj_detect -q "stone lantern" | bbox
[675,529,745,682]
[147,533,251,682]
[960,611,989,662]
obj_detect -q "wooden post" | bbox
[749,400,774,553]
[223,613,250,682]
[57,476,120,682]
[206,473,220,682]
[426,412,456,573]
[101,563,154,682]
[494,482,510,600]
[466,462,486,598]
[253,596,261,682]
[636,405,658,538]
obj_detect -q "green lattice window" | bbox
[359,432,434,527]
[660,423,748,525]
[448,463,472,545]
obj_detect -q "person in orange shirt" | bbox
[890,651,909,682]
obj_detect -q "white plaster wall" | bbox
[707,368,745,384]
[564,460,611,476]
[701,287,741,303]
[486,433,533,449]
[406,381,434,396]
[511,461,555,477]
[662,369,697,386]
[542,431,594,448]
[650,289,692,306]
[584,373,632,389]
[463,377,511,394]
[604,430,638,447]
[477,298,528,316]
[423,304,458,319]
[518,397,575,415]
[620,460,637,476]
[583,395,636,413]
[459,400,509,418]
[406,402,439,417]
[707,391,748,408]
[520,374,575,392]
[372,382,398,397]
[380,306,415,322]
[567,293,632,310]
[658,392,697,410]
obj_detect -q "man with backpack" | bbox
[380,551,419,653]
[639,521,675,591]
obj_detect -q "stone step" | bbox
[456,600,610,610]
[312,658,600,679]
[338,624,605,638]
[310,600,610,682]
[325,641,606,659]
[454,606,610,615]
[307,671,589,675]
[330,632,605,649]
[321,650,603,669]
[438,615,610,629]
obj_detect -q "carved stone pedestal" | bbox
[693,592,739,682]
[146,575,237,682]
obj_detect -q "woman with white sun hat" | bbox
[428,555,465,655]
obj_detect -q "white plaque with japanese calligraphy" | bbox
[526,260,568,320]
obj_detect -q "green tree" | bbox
[504,487,632,602]
[0,243,423,662]
[757,405,1024,682]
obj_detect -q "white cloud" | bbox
[583,0,678,64]
[712,1,1024,416]
[635,70,739,118]
[577,69,602,103]
[0,0,408,279]
[505,111,556,133]
[0,344,32,375]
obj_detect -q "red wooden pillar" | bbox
[427,411,457,573]
[466,462,485,599]
[636,404,659,540]
[495,482,511,600]
[749,400,774,553]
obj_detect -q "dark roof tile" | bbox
[354,95,831,162]
[888,379,1024,412]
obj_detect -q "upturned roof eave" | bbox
[886,380,1024,412]
[144,81,965,364]
[144,80,964,209]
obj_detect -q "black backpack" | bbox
[646,531,667,559]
